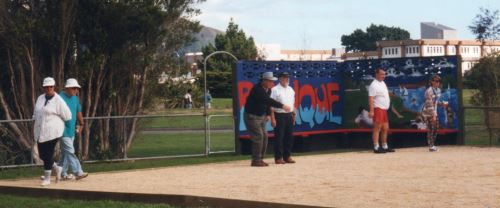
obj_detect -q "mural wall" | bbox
[235,56,460,138]
[236,61,344,136]
[343,56,459,130]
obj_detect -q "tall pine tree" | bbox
[200,19,257,97]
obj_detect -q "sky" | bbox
[193,0,500,49]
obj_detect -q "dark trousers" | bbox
[38,138,60,170]
[244,113,268,162]
[273,113,294,160]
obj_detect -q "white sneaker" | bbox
[75,172,88,180]
[55,166,63,183]
[429,146,439,152]
[63,174,75,181]
[41,179,50,187]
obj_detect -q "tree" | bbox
[0,0,77,163]
[467,54,500,106]
[200,19,257,97]
[73,0,202,159]
[341,24,410,52]
[0,0,203,163]
[469,7,500,41]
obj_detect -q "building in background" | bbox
[341,23,500,73]
[421,22,458,40]
[256,43,346,61]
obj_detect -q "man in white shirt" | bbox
[368,68,395,153]
[270,72,296,164]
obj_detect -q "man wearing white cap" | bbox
[244,72,291,167]
[58,78,88,180]
[34,77,72,186]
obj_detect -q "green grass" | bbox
[211,98,233,109]
[462,89,500,146]
[0,193,176,208]
[127,132,234,157]
[141,115,233,129]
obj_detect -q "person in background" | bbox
[34,77,72,186]
[58,78,88,180]
[270,72,296,164]
[422,75,445,152]
[244,72,291,167]
[184,89,193,109]
[204,90,213,109]
[368,69,395,154]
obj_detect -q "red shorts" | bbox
[373,108,388,123]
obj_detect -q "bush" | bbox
[159,80,203,109]
[466,53,500,106]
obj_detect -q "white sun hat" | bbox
[65,78,81,88]
[42,77,56,87]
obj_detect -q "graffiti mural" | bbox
[343,56,459,130]
[235,56,460,138]
[236,61,344,136]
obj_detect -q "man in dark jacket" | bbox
[244,72,291,167]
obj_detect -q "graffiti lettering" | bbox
[238,80,341,131]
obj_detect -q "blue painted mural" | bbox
[235,56,460,138]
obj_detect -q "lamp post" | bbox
[203,51,238,156]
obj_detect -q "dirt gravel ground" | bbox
[1,146,499,208]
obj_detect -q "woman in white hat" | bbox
[33,77,72,186]
[58,78,88,180]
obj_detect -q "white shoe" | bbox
[41,179,50,187]
[55,166,63,183]
[63,174,75,181]
[429,146,439,152]
[75,172,88,180]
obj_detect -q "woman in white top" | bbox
[34,77,72,186]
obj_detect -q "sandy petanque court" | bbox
[1,146,499,207]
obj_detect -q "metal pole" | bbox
[123,118,128,159]
[203,51,238,156]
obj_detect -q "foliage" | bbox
[469,7,500,41]
[466,53,500,106]
[206,71,233,98]
[341,24,410,52]
[200,19,257,97]
[159,80,203,109]
[0,0,204,163]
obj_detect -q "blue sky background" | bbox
[194,0,500,49]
